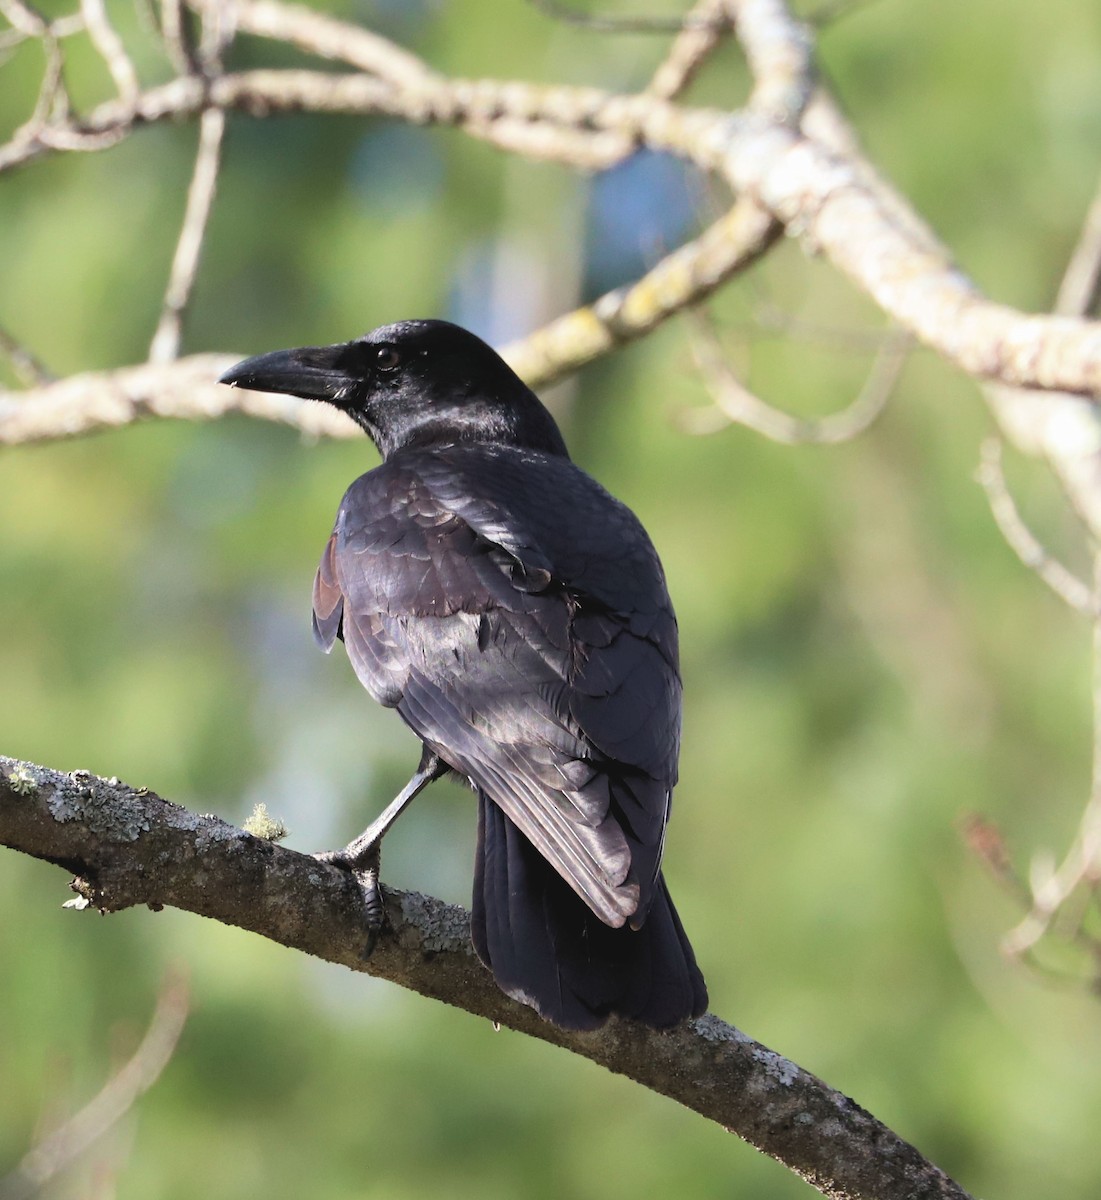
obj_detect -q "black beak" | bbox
[219,344,356,404]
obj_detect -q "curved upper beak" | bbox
[218,344,355,404]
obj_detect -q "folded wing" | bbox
[313,446,681,928]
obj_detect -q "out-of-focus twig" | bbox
[0,972,189,1200]
[148,105,226,364]
[737,0,814,123]
[646,0,732,100]
[1002,576,1101,960]
[528,0,722,34]
[0,324,52,387]
[195,0,234,70]
[0,3,81,53]
[999,568,1101,964]
[221,0,437,88]
[159,0,198,75]
[975,437,1098,618]
[81,0,139,105]
[969,165,1101,988]
[958,814,1031,907]
[683,307,908,443]
[1056,170,1101,320]
[2,0,71,133]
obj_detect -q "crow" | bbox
[220,319,707,1030]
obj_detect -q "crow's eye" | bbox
[375,346,401,371]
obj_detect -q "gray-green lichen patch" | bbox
[6,764,38,795]
[393,890,469,953]
[694,1013,801,1088]
[47,771,152,842]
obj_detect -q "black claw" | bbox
[315,845,384,956]
[357,866,385,957]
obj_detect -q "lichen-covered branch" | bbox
[0,192,779,444]
[2,0,1100,411]
[0,755,973,1200]
[0,355,359,444]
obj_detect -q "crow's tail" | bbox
[471,792,708,1030]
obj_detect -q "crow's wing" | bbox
[313,446,680,928]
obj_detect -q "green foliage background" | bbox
[3,1,1101,1196]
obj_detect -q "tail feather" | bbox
[471,793,707,1030]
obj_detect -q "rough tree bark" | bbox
[0,755,972,1200]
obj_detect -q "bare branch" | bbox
[985,167,1101,545]
[1,201,779,441]
[1006,550,1101,970]
[527,0,720,34]
[646,0,732,100]
[735,0,815,124]
[159,0,198,75]
[2,53,1097,404]
[0,323,52,386]
[0,973,189,1200]
[0,0,47,38]
[683,308,906,442]
[1056,169,1101,319]
[1,0,71,136]
[148,105,226,364]
[800,86,1101,551]
[38,122,133,152]
[195,0,234,69]
[1001,589,1101,963]
[0,355,361,445]
[975,438,1098,618]
[504,198,780,387]
[205,0,438,89]
[0,755,974,1200]
[81,0,139,106]
[965,141,1101,986]
[2,0,1100,446]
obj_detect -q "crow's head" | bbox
[219,319,568,460]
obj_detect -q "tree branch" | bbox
[975,437,1098,618]
[148,104,226,364]
[0,754,972,1200]
[2,44,1099,402]
[0,190,780,444]
[80,0,139,107]
[682,305,907,441]
[2,0,1099,410]
[0,355,358,445]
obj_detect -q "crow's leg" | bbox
[316,748,446,954]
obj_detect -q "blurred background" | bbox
[3,0,1101,1196]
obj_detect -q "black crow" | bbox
[220,319,707,1030]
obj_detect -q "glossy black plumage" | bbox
[220,319,707,1029]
